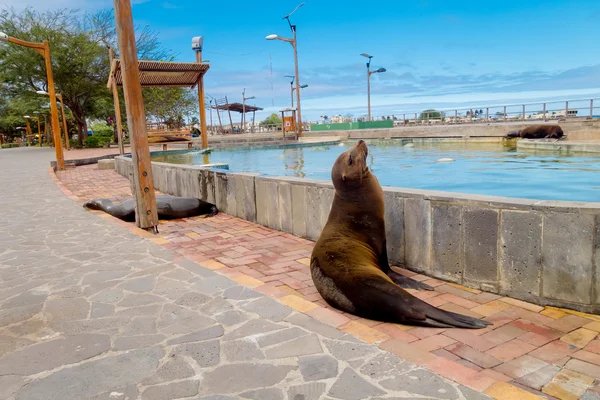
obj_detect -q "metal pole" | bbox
[522,104,525,120]
[543,103,547,122]
[591,99,594,119]
[113,0,158,231]
[504,106,507,122]
[292,28,302,136]
[58,96,70,151]
[290,82,294,107]
[565,101,569,119]
[195,47,208,148]
[485,107,489,122]
[242,89,245,134]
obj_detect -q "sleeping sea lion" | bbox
[83,196,218,222]
[310,140,492,329]
[505,124,564,139]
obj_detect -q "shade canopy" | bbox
[107,59,210,89]
[211,102,263,113]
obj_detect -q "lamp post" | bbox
[30,113,42,147]
[242,88,255,133]
[36,90,70,150]
[266,2,305,137]
[360,53,386,121]
[23,116,33,145]
[192,36,209,149]
[1,31,65,169]
[291,84,308,107]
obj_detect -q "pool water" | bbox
[150,140,600,202]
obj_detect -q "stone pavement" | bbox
[52,160,600,400]
[0,147,490,400]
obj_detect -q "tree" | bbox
[143,87,197,129]
[260,113,282,126]
[0,7,176,146]
[419,109,442,120]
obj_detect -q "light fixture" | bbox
[36,90,48,95]
[24,115,30,118]
[376,68,386,73]
[0,31,7,42]
[266,34,279,40]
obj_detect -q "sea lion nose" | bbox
[357,140,365,145]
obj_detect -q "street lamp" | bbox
[0,31,65,169]
[266,2,305,137]
[291,84,308,107]
[36,90,70,150]
[361,53,386,121]
[242,88,256,133]
[31,112,43,147]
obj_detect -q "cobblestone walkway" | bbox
[0,147,492,400]
[52,159,600,400]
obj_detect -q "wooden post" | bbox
[195,47,208,149]
[113,0,159,232]
[43,41,65,167]
[36,118,41,147]
[109,48,125,155]
[57,95,70,151]
[225,96,234,133]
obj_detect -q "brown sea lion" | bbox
[310,140,492,329]
[505,124,564,139]
[84,196,218,222]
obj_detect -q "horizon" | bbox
[2,0,599,122]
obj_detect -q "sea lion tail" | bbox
[417,302,492,329]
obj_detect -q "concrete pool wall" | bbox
[115,155,600,314]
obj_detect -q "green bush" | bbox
[85,135,112,148]
[90,123,114,138]
[1,143,19,149]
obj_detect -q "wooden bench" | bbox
[147,130,194,151]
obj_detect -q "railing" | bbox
[326,98,600,127]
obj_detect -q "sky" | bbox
[2,0,600,121]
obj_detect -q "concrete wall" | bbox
[305,119,600,141]
[115,156,600,313]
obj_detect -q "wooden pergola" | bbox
[106,52,211,154]
[211,102,264,134]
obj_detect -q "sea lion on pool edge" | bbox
[505,124,564,139]
[83,196,218,222]
[310,140,492,329]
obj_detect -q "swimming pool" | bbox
[150,140,600,202]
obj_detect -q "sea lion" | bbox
[83,195,218,222]
[310,140,492,329]
[505,124,564,139]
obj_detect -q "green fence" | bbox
[310,120,393,131]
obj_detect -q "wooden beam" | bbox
[43,40,65,169]
[195,49,208,149]
[113,0,159,232]
[109,48,125,156]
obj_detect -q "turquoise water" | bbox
[150,140,600,202]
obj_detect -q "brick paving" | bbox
[54,162,600,400]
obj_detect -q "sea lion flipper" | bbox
[387,270,434,291]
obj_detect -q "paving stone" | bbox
[0,333,110,375]
[288,382,327,400]
[445,343,502,369]
[285,312,345,339]
[90,288,123,303]
[265,334,323,358]
[141,380,199,400]
[113,334,165,351]
[323,338,378,361]
[223,285,262,300]
[166,325,224,345]
[177,340,221,368]
[257,327,309,347]
[240,387,284,400]
[0,303,42,326]
[114,304,161,318]
[142,357,195,385]
[199,297,235,314]
[90,302,115,318]
[328,367,385,400]
[224,319,286,340]
[359,352,415,379]
[380,368,459,399]
[242,297,292,321]
[122,316,157,335]
[494,355,550,379]
[192,275,237,295]
[117,293,164,307]
[198,364,295,395]
[515,364,561,391]
[0,375,28,399]
[564,359,600,380]
[84,384,138,400]
[14,347,164,400]
[1,290,47,309]
[223,339,265,361]
[543,368,594,400]
[82,270,130,285]
[299,354,339,381]
[174,292,211,308]
[215,310,249,326]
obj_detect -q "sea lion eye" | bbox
[348,155,353,165]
